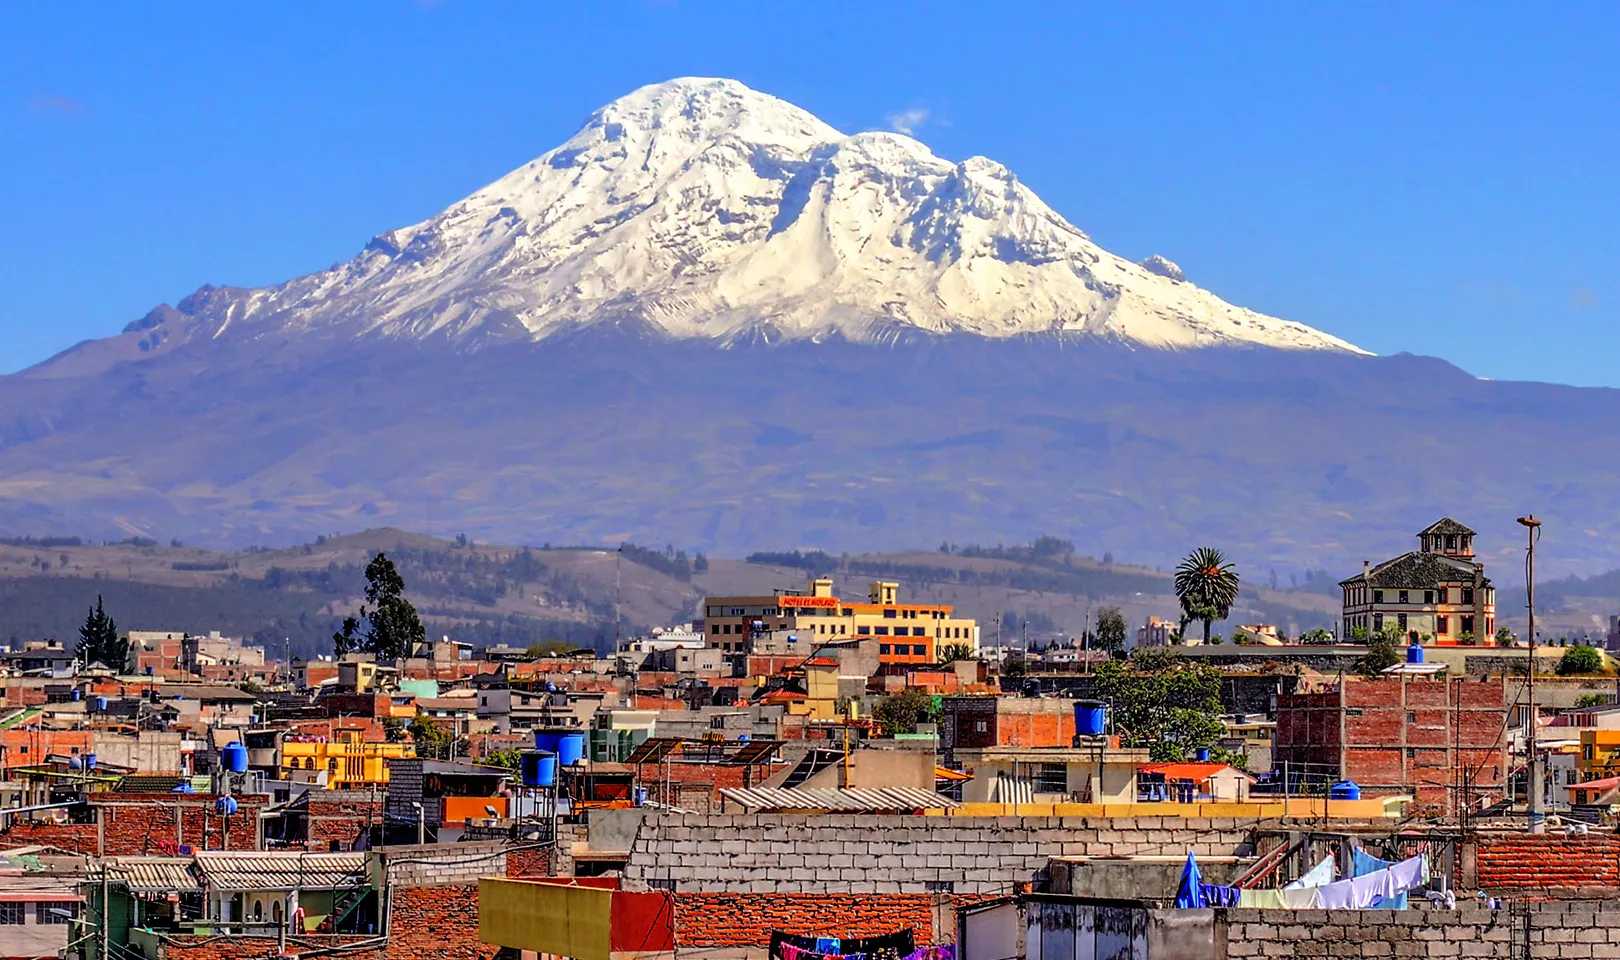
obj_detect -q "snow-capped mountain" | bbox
[125,78,1364,354]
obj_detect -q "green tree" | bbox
[524,639,574,659]
[937,643,975,664]
[1093,649,1226,762]
[481,748,524,773]
[1299,628,1335,645]
[332,553,426,661]
[76,595,126,671]
[1576,694,1610,708]
[381,716,408,742]
[1173,547,1241,643]
[872,689,938,736]
[1094,607,1128,655]
[1558,645,1605,676]
[1495,626,1515,646]
[408,716,456,760]
[1356,625,1404,678]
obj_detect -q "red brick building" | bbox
[1274,675,1508,812]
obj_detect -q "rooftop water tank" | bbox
[1073,701,1107,737]
[520,750,557,788]
[1328,780,1362,801]
[221,741,249,774]
[94,696,108,711]
[215,796,238,815]
[1194,747,1212,763]
[1407,644,1425,664]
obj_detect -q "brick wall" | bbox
[676,893,939,948]
[504,845,551,878]
[624,814,1258,895]
[1224,902,1620,958]
[1477,834,1620,891]
[0,795,267,856]
[386,884,496,960]
[159,934,378,960]
[307,792,387,850]
[0,821,99,855]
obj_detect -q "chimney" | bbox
[1363,560,1370,578]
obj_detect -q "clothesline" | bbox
[1184,852,1428,910]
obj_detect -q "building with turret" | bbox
[1339,518,1497,645]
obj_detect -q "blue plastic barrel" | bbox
[634,786,648,806]
[1194,746,1212,762]
[215,796,238,815]
[221,742,249,773]
[94,696,108,711]
[1074,700,1107,737]
[1406,644,1425,663]
[556,732,585,766]
[521,751,557,787]
[84,753,96,770]
[70,689,81,702]
[1328,780,1362,800]
[534,730,562,755]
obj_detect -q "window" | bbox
[0,904,22,925]
[925,881,955,893]
[1437,616,1449,635]
[1462,616,1475,636]
[1373,614,1384,631]
[1033,763,1068,794]
[1405,748,1416,759]
[1423,591,1434,604]
[1461,588,1474,604]
[858,626,871,635]
[39,903,75,924]
[1446,535,1457,549]
[913,627,927,637]
[883,609,897,618]
[875,626,889,636]
[1373,590,1384,603]
[1398,613,1408,631]
[880,644,891,655]
[1436,587,1449,603]
[1406,712,1417,724]
[973,720,989,733]
[1398,590,1409,604]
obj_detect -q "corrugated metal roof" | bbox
[106,857,201,893]
[194,851,366,891]
[718,786,955,813]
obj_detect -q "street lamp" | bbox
[1517,515,1543,833]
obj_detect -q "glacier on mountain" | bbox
[130,78,1366,354]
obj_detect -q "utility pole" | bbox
[1518,515,1543,833]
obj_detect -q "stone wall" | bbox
[623,815,1259,895]
[1223,903,1620,959]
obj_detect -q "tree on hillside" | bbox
[1558,644,1605,676]
[76,596,126,670]
[1094,607,1127,656]
[330,553,426,661]
[1094,649,1226,762]
[1173,547,1241,643]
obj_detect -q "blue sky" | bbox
[2,3,1617,384]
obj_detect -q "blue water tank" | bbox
[221,742,249,774]
[94,696,108,711]
[633,786,649,806]
[1328,780,1362,801]
[70,689,81,702]
[520,751,557,787]
[84,753,96,770]
[67,757,82,771]
[1195,747,1212,763]
[1406,644,1425,664]
[172,782,195,794]
[1074,700,1107,737]
[215,796,239,815]
[556,732,585,766]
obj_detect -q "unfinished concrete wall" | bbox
[1223,902,1620,958]
[622,814,1258,895]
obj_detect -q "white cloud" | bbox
[886,107,929,136]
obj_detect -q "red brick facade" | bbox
[1275,677,1508,810]
[307,794,387,850]
[0,794,266,855]
[1477,835,1620,890]
[675,893,940,948]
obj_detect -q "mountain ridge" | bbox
[80,77,1364,361]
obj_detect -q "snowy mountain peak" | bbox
[124,78,1367,355]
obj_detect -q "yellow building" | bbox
[703,578,979,665]
[281,733,414,787]
[1579,729,1620,779]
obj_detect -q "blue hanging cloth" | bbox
[1352,849,1408,909]
[1175,851,1205,908]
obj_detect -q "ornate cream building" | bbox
[1339,518,1498,645]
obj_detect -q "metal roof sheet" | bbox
[718,786,956,813]
[194,851,366,891]
[106,857,201,893]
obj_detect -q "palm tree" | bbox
[1174,547,1241,643]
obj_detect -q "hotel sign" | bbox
[780,596,839,608]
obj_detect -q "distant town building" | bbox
[1339,518,1497,644]
[1133,616,1175,650]
[702,578,978,665]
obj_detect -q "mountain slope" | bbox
[101,77,1361,359]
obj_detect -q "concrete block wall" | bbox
[380,841,509,887]
[623,814,1259,895]
[1223,903,1620,959]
